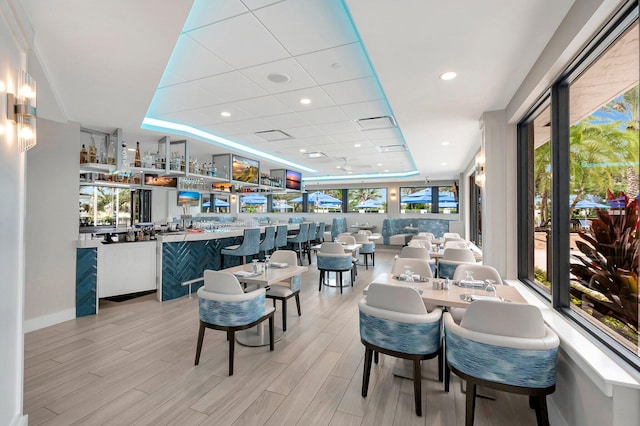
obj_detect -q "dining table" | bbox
[222,262,308,347]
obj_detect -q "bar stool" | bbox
[304,222,317,264]
[274,224,289,250]
[258,226,276,259]
[220,228,261,268]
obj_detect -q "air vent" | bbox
[377,144,407,153]
[255,130,293,141]
[305,152,328,159]
[355,115,397,130]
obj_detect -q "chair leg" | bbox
[295,294,301,316]
[438,347,443,382]
[374,351,379,364]
[318,270,324,291]
[228,330,235,376]
[372,251,375,266]
[194,323,205,365]
[413,359,422,416]
[220,254,224,269]
[281,297,287,332]
[465,381,477,426]
[269,316,274,351]
[362,347,373,397]
[307,244,312,265]
[338,272,343,294]
[444,361,450,392]
[533,396,550,426]
[365,254,368,269]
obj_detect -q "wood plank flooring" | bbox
[24,250,540,425]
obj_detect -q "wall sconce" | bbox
[7,70,37,152]
[474,155,485,187]
[390,190,397,200]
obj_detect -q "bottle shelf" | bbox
[80,163,117,173]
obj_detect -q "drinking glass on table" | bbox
[403,265,414,282]
[465,271,474,282]
[485,279,497,297]
[265,254,271,271]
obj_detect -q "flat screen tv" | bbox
[285,170,302,190]
[232,154,259,184]
[177,191,200,206]
[144,174,177,188]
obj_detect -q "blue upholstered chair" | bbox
[337,234,359,279]
[287,222,309,265]
[265,250,302,331]
[221,228,261,268]
[444,300,559,426]
[450,264,504,323]
[398,246,436,276]
[317,242,353,293]
[194,270,275,376]
[315,222,326,244]
[258,226,276,259]
[274,224,289,249]
[304,222,317,264]
[359,283,443,417]
[354,232,375,269]
[330,217,347,240]
[437,248,476,279]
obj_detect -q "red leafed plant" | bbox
[570,191,639,335]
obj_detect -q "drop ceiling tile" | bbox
[323,77,384,105]
[196,72,268,103]
[241,0,281,10]
[234,118,272,133]
[197,104,254,125]
[230,96,292,117]
[279,125,324,139]
[146,95,188,117]
[275,86,336,111]
[183,0,248,32]
[240,58,317,94]
[201,122,247,137]
[316,122,360,135]
[158,68,189,88]
[296,43,373,85]
[162,35,233,84]
[188,13,289,69]
[271,135,333,147]
[297,106,349,125]
[259,113,311,129]
[339,100,391,120]
[152,82,224,111]
[362,127,402,140]
[253,0,358,56]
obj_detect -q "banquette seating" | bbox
[381,218,452,245]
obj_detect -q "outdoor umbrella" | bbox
[354,198,383,209]
[273,203,294,210]
[202,198,230,208]
[290,191,342,205]
[240,193,267,204]
[574,200,609,209]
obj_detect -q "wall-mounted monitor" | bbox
[285,170,302,190]
[144,174,178,188]
[177,191,200,206]
[232,154,259,184]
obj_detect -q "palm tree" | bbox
[533,140,551,228]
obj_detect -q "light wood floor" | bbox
[24,250,540,426]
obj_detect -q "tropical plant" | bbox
[570,191,639,339]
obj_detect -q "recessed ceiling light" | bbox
[300,98,311,105]
[377,163,383,166]
[267,73,290,84]
[220,111,231,117]
[299,148,306,153]
[441,141,450,146]
[384,169,389,172]
[441,162,447,166]
[354,143,361,148]
[440,71,457,80]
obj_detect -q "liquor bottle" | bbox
[80,144,88,163]
[107,138,116,165]
[134,142,141,167]
[88,135,97,163]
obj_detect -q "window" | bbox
[202,194,229,213]
[272,193,303,213]
[239,193,267,213]
[437,186,459,214]
[347,188,387,213]
[518,8,639,367]
[79,186,131,227]
[307,189,343,213]
[400,185,459,214]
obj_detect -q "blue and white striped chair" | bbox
[354,233,375,269]
[359,283,443,417]
[221,228,261,267]
[274,224,289,250]
[444,300,559,426]
[317,242,353,293]
[265,250,302,331]
[258,226,276,259]
[194,270,275,376]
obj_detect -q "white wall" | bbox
[24,118,79,331]
[0,1,28,424]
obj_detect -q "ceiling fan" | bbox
[335,157,372,172]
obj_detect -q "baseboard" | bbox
[11,414,28,426]
[24,308,76,333]
[548,395,568,426]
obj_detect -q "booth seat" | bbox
[381,218,451,245]
[288,217,305,224]
[330,217,347,241]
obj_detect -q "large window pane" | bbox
[273,193,303,213]
[239,193,267,213]
[400,186,432,213]
[532,105,552,293]
[308,189,343,213]
[567,21,639,354]
[347,188,387,213]
[437,186,458,214]
[79,186,131,227]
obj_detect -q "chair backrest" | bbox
[269,249,297,265]
[453,264,503,284]
[289,222,309,242]
[357,229,372,235]
[443,232,461,239]
[443,240,467,250]
[337,234,356,245]
[316,222,326,239]
[399,246,431,260]
[442,248,476,262]
[391,258,433,278]
[365,282,427,315]
[306,222,317,242]
[411,235,430,241]
[259,226,276,251]
[444,237,466,246]
[408,239,432,250]
[203,270,244,294]
[232,228,261,255]
[331,217,347,240]
[418,232,434,240]
[319,241,345,254]
[275,224,289,248]
[460,300,546,339]
[354,233,370,243]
